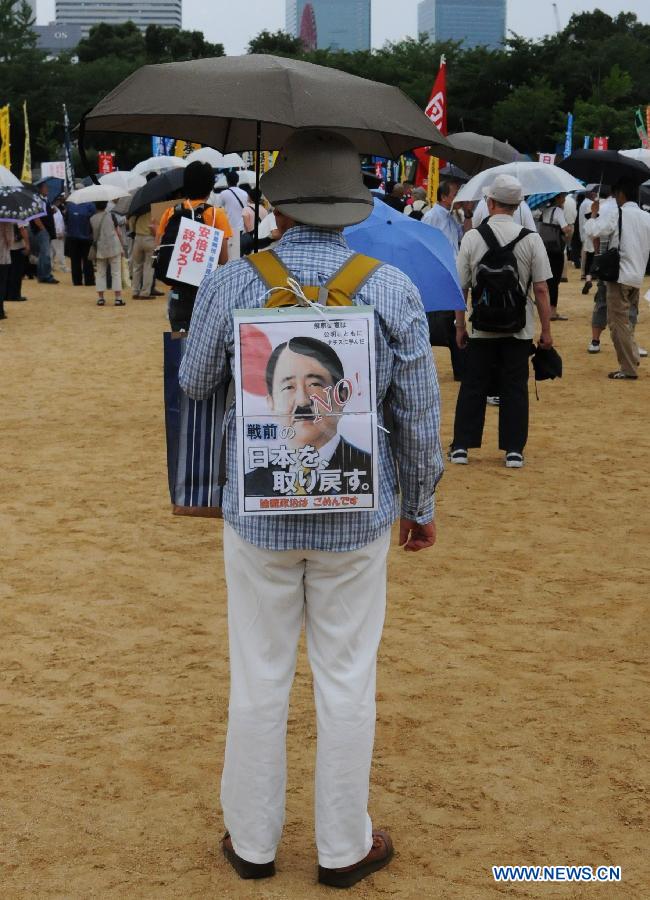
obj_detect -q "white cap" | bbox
[486,174,524,205]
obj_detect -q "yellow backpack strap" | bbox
[246,249,293,291]
[323,253,382,306]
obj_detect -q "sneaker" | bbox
[449,448,468,465]
[486,396,500,406]
[588,340,601,353]
[581,281,593,295]
[505,451,524,468]
[114,298,126,306]
[639,346,648,358]
[608,370,638,380]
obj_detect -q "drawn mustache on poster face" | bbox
[292,404,316,422]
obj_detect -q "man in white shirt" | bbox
[215,171,248,260]
[422,180,463,255]
[586,178,650,378]
[472,196,536,230]
[450,175,553,468]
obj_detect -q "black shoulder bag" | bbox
[591,208,622,283]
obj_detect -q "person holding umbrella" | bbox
[179,128,443,888]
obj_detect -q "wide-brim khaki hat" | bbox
[260,128,373,228]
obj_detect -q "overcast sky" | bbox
[38,1,650,53]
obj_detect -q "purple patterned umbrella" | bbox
[0,186,46,224]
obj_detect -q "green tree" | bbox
[144,25,224,62]
[248,30,304,55]
[0,0,38,62]
[76,22,145,63]
[492,81,564,151]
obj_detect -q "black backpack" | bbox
[470,222,531,334]
[154,203,209,288]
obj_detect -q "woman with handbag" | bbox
[536,193,573,321]
[90,202,126,307]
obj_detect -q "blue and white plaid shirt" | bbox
[179,225,443,551]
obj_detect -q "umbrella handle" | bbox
[254,121,261,254]
[78,114,100,186]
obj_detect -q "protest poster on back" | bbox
[233,307,378,515]
[166,218,224,287]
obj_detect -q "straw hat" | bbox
[260,128,373,228]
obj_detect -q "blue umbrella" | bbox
[345,198,465,312]
[33,176,65,203]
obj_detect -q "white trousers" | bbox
[221,523,392,868]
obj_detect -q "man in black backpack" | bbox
[449,175,553,469]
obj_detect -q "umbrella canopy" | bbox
[185,147,224,167]
[0,165,23,188]
[33,176,65,204]
[131,155,187,176]
[66,184,130,204]
[428,132,520,176]
[345,198,465,313]
[439,163,470,183]
[81,54,450,158]
[558,149,650,186]
[620,148,650,165]
[455,162,583,203]
[99,170,147,191]
[127,167,186,217]
[0,186,46,224]
[220,152,246,169]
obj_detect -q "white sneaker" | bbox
[486,396,500,406]
[449,448,468,465]
[588,341,601,353]
[639,346,648,358]
[505,452,524,468]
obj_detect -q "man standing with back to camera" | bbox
[179,128,443,889]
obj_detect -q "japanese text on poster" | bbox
[167,218,224,287]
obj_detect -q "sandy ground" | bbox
[1,265,649,900]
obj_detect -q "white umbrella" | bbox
[455,161,584,203]
[132,155,187,176]
[99,171,147,191]
[220,152,245,169]
[0,165,22,188]
[66,184,130,204]
[237,170,257,186]
[620,148,650,165]
[185,146,224,167]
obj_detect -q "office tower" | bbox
[286,0,371,53]
[417,0,506,50]
[55,0,182,36]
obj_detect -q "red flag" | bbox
[414,55,447,189]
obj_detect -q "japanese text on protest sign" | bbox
[166,218,224,287]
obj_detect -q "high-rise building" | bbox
[55,0,182,36]
[417,0,506,50]
[286,0,371,53]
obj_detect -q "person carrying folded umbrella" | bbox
[179,128,443,888]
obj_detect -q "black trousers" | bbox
[68,238,95,286]
[8,249,25,299]
[546,250,565,308]
[452,338,532,453]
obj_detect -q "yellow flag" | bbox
[0,105,10,169]
[427,156,439,206]
[174,139,201,158]
[21,101,32,183]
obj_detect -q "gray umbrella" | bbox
[127,167,186,218]
[428,132,521,176]
[80,54,449,159]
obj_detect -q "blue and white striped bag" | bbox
[163,332,226,517]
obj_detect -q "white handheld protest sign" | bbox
[166,218,224,287]
[233,306,378,515]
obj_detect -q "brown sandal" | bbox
[318,830,394,888]
[222,832,275,880]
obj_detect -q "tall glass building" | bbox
[56,0,182,36]
[286,0,371,52]
[417,0,506,50]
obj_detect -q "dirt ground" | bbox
[1,265,649,900]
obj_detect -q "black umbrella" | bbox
[127,167,185,218]
[78,54,450,250]
[439,163,470,182]
[558,150,650,186]
[0,186,46,224]
[427,132,520,176]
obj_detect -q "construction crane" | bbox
[552,2,562,33]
